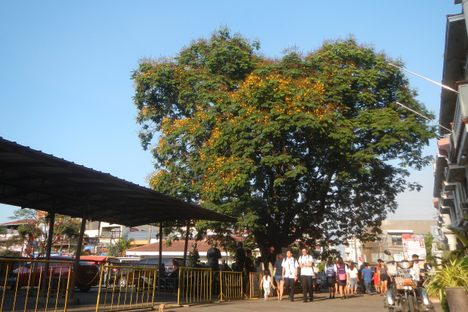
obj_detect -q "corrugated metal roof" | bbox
[0,137,235,226]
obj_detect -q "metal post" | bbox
[354,237,358,263]
[96,221,101,255]
[148,224,153,244]
[42,212,55,296]
[183,221,190,266]
[45,212,55,260]
[70,217,87,299]
[158,222,163,291]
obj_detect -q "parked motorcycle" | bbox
[384,252,433,312]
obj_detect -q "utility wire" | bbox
[388,62,459,94]
[395,101,452,133]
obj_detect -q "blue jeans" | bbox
[364,281,372,294]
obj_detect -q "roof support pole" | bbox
[70,216,87,299]
[158,222,163,291]
[42,212,55,296]
[183,220,190,266]
[45,212,55,260]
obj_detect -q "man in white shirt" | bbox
[282,249,298,301]
[298,248,314,302]
[411,254,422,286]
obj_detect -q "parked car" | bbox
[102,257,137,288]
[4,256,100,292]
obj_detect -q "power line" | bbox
[388,62,458,94]
[395,101,452,133]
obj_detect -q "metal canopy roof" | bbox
[0,137,235,226]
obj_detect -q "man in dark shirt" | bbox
[206,243,222,271]
[245,249,255,273]
[235,242,246,272]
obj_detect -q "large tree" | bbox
[132,29,434,253]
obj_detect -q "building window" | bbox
[391,235,402,246]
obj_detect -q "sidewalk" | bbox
[66,291,443,311]
[172,294,390,312]
[169,293,443,312]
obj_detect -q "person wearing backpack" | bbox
[282,249,298,302]
[325,258,337,299]
[335,257,348,299]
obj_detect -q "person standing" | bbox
[378,259,388,295]
[386,260,397,285]
[244,249,256,297]
[234,242,246,272]
[373,265,381,294]
[282,249,298,302]
[273,253,284,301]
[264,246,276,275]
[245,249,256,273]
[206,243,222,271]
[298,248,314,302]
[207,243,222,297]
[335,258,348,299]
[325,258,337,299]
[347,262,359,296]
[361,262,374,295]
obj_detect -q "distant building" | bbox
[433,0,468,251]
[360,220,437,263]
[0,219,35,255]
[84,221,158,254]
[125,239,230,268]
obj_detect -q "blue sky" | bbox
[0,0,460,222]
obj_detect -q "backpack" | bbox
[326,265,336,277]
[337,264,347,281]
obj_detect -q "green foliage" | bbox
[17,223,42,240]
[108,238,134,257]
[55,216,81,242]
[424,233,436,266]
[11,208,38,221]
[188,242,200,266]
[132,29,435,252]
[425,257,468,311]
[6,209,84,256]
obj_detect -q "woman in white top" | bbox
[347,263,359,295]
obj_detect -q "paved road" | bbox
[173,294,389,312]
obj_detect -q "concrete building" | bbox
[360,220,437,263]
[125,239,230,269]
[84,221,159,254]
[433,0,468,251]
[0,219,34,255]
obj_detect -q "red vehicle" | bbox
[6,256,102,292]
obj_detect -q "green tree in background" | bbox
[4,209,82,256]
[132,29,435,255]
[109,238,134,257]
[424,233,436,266]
